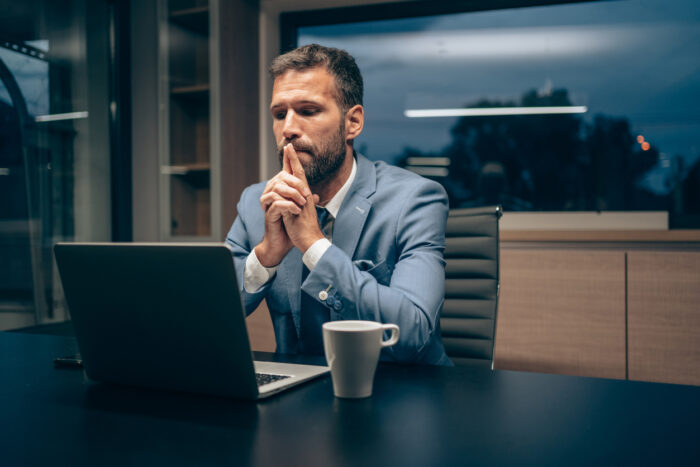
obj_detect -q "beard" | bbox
[277,121,347,187]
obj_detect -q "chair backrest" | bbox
[441,205,502,366]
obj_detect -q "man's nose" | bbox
[281,111,301,140]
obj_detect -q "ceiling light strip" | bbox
[404,106,587,118]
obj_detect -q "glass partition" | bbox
[0,0,111,329]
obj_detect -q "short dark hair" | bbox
[269,44,363,113]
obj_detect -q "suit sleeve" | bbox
[302,179,448,363]
[224,187,270,316]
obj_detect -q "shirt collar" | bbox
[321,156,357,219]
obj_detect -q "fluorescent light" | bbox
[35,111,88,122]
[406,157,451,167]
[404,106,587,118]
[406,166,449,177]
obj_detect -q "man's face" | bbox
[270,67,347,186]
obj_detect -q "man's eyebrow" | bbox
[270,99,322,111]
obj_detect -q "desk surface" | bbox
[2,332,699,467]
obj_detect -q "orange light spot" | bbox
[637,135,645,144]
[642,142,650,151]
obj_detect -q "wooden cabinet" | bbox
[627,251,700,386]
[494,250,627,379]
[494,243,700,386]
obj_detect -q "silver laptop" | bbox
[54,242,328,400]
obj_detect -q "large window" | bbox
[293,0,700,227]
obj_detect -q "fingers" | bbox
[262,171,311,201]
[261,180,307,208]
[282,145,292,174]
[265,198,302,219]
[263,171,311,197]
[285,144,308,186]
[260,145,315,216]
[260,192,284,212]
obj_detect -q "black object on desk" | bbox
[2,332,699,467]
[53,354,83,368]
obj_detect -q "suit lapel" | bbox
[333,154,376,258]
[333,196,370,258]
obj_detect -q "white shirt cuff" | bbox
[244,249,279,293]
[302,238,332,271]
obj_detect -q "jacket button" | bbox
[333,301,343,311]
[326,296,336,306]
[318,290,328,301]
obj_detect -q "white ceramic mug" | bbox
[322,320,400,398]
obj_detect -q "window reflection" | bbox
[298,0,700,226]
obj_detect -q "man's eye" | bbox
[274,112,286,120]
[300,108,318,116]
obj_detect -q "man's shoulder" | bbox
[371,159,447,198]
[242,180,268,197]
[239,180,267,204]
[236,180,267,218]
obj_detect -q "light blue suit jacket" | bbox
[225,154,451,365]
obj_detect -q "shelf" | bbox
[170,84,209,105]
[161,163,210,175]
[171,83,209,94]
[162,163,210,188]
[170,6,209,35]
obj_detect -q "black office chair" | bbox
[441,205,502,367]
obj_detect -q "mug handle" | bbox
[380,324,400,347]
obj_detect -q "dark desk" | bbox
[2,332,699,467]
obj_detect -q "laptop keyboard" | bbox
[255,372,291,387]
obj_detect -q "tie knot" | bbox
[316,206,329,225]
[315,206,333,240]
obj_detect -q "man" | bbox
[226,44,450,365]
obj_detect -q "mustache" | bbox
[277,140,315,157]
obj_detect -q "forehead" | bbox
[270,67,338,106]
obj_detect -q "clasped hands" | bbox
[254,144,325,268]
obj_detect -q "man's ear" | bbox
[344,105,364,142]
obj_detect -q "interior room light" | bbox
[637,135,645,144]
[35,111,89,123]
[405,166,449,177]
[404,106,588,118]
[642,142,651,151]
[405,157,451,166]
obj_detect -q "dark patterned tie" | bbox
[299,206,333,355]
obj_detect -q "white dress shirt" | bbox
[244,158,357,293]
